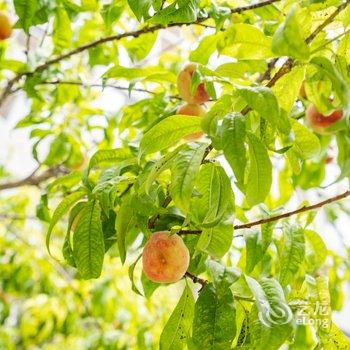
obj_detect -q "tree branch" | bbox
[305,0,350,45]
[185,271,208,290]
[234,190,350,230]
[0,0,281,107]
[31,80,181,100]
[178,190,350,235]
[0,166,69,191]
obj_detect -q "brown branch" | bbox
[185,271,208,290]
[0,166,68,191]
[234,190,350,230]
[178,190,350,235]
[305,0,350,45]
[0,0,281,107]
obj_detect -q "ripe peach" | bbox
[177,103,205,140]
[0,13,12,40]
[305,104,343,135]
[177,63,210,104]
[142,231,190,283]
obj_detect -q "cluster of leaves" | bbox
[2,0,350,349]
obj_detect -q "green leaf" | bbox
[272,66,306,113]
[218,23,273,60]
[124,32,157,62]
[221,113,246,189]
[279,224,305,286]
[216,61,267,79]
[191,163,234,227]
[87,148,134,175]
[104,65,176,83]
[201,94,233,138]
[53,7,73,51]
[14,0,38,33]
[192,283,236,349]
[245,230,263,273]
[261,221,275,253]
[171,143,207,213]
[141,272,159,298]
[44,134,71,166]
[247,299,292,349]
[143,144,185,195]
[160,283,195,350]
[197,222,233,259]
[271,5,310,60]
[304,230,327,271]
[93,175,135,216]
[115,194,136,264]
[139,115,202,155]
[311,56,350,113]
[190,34,219,65]
[127,0,152,21]
[128,255,143,296]
[245,133,272,207]
[149,0,199,25]
[237,86,290,135]
[291,120,321,159]
[62,201,86,267]
[46,190,86,256]
[321,323,350,349]
[73,201,105,279]
[207,260,241,289]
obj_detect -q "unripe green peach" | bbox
[177,103,205,140]
[177,63,210,104]
[142,231,190,283]
[0,13,12,40]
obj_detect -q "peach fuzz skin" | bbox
[177,103,205,140]
[305,104,343,135]
[177,63,210,104]
[0,13,12,40]
[142,231,190,284]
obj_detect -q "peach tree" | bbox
[1,0,350,348]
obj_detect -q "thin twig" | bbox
[0,166,69,191]
[34,80,181,100]
[0,214,37,220]
[147,195,172,229]
[305,0,350,45]
[38,80,157,94]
